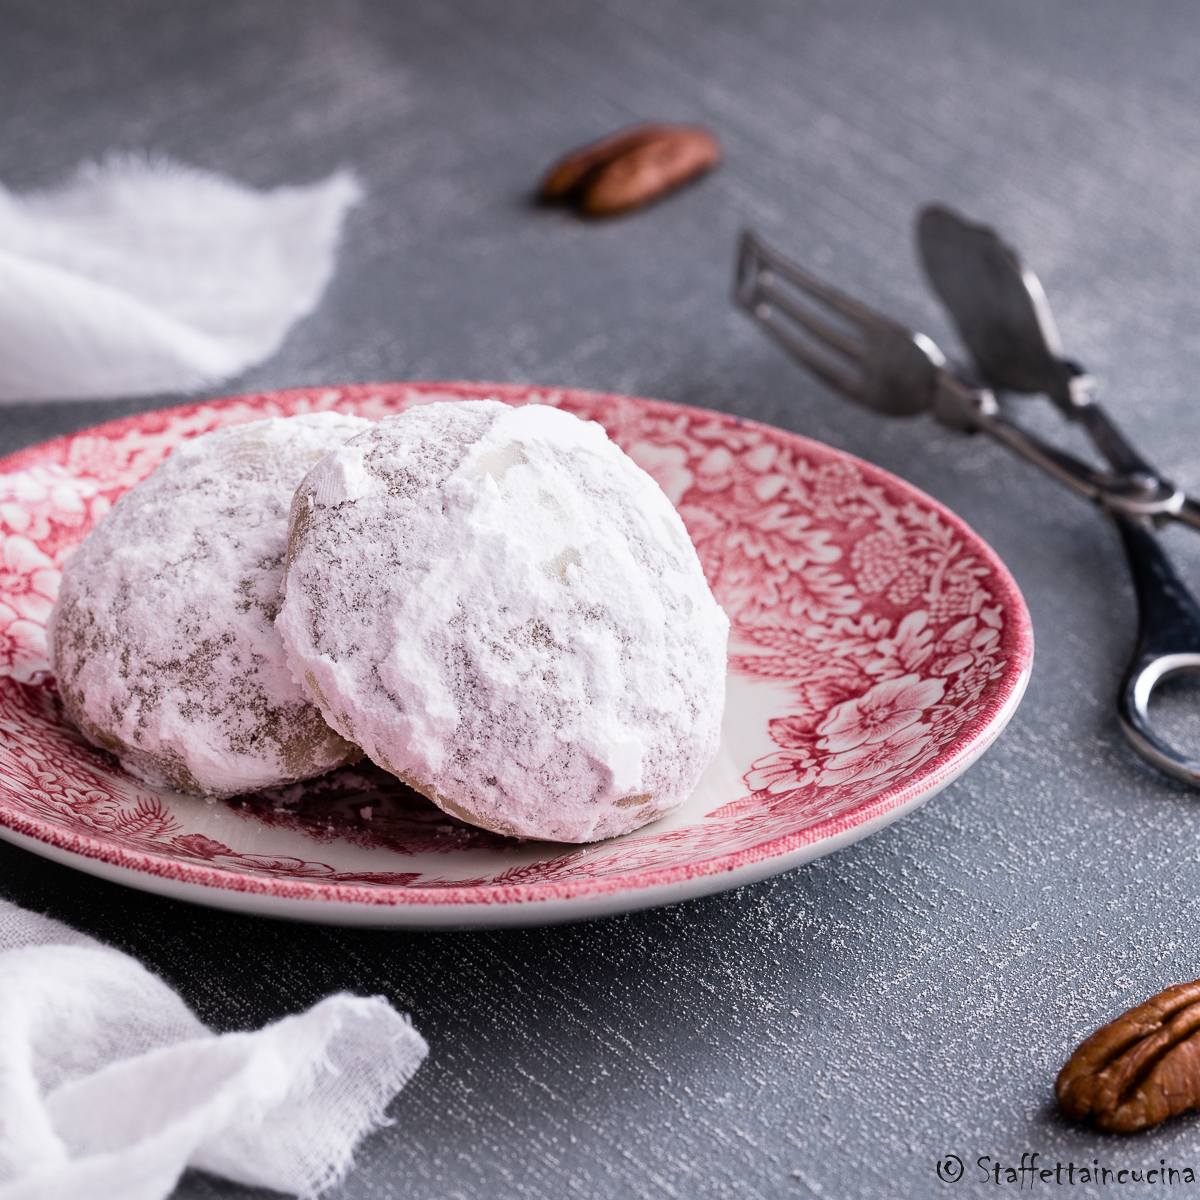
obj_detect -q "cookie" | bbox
[277,400,729,843]
[51,412,371,797]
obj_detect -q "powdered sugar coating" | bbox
[277,400,729,843]
[50,413,371,797]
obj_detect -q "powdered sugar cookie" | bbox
[51,412,371,797]
[278,400,729,843]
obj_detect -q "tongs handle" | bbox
[1112,512,1200,787]
[919,205,1200,785]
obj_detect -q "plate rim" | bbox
[0,381,1034,918]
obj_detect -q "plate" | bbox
[0,382,1032,927]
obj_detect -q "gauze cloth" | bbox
[0,899,427,1200]
[0,156,361,402]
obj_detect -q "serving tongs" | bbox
[733,207,1200,788]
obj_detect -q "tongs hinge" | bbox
[948,384,1185,521]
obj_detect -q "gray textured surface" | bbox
[5,1,1200,1195]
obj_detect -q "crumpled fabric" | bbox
[0,155,361,402]
[0,899,427,1200]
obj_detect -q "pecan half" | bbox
[538,123,721,217]
[538,124,670,203]
[1056,980,1200,1132]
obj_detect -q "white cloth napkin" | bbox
[0,899,427,1200]
[0,156,361,403]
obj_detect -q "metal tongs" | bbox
[734,206,1200,788]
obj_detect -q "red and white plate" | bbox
[0,383,1032,927]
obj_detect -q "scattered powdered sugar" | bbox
[50,412,372,797]
[277,400,729,843]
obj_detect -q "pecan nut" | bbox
[1056,979,1200,1132]
[538,123,721,217]
[538,124,670,203]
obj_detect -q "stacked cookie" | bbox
[51,401,729,844]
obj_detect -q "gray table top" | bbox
[6,1,1200,1195]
